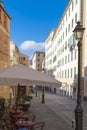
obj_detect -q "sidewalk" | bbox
[30,95,73,130]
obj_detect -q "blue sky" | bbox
[3,0,68,59]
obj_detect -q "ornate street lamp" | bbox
[73,21,85,130]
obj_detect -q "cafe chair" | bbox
[28,114,36,122]
[17,128,29,130]
[33,122,45,130]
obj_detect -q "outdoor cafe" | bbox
[0,64,61,130]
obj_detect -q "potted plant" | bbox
[19,95,31,111]
[0,97,5,119]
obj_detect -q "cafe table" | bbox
[15,120,34,130]
[13,115,29,121]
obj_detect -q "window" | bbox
[74,67,76,78]
[58,59,60,66]
[66,13,67,21]
[71,68,73,78]
[4,15,7,29]
[63,19,64,26]
[76,0,78,4]
[70,34,74,45]
[65,56,67,64]
[72,19,74,28]
[63,32,64,40]
[68,38,70,47]
[70,36,72,45]
[38,54,40,56]
[4,40,8,54]
[62,71,64,78]
[71,50,73,61]
[66,28,67,36]
[68,69,69,78]
[53,55,56,62]
[68,54,70,63]
[75,13,77,23]
[65,70,67,78]
[69,8,70,16]
[74,49,76,59]
[68,24,70,32]
[61,35,62,42]
[72,1,74,11]
[60,72,62,78]
[73,34,76,44]
[19,57,22,61]
[23,57,25,61]
[61,24,62,30]
[65,41,67,50]
[63,45,64,52]
[62,58,64,65]
[38,64,40,67]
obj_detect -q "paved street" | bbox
[30,92,87,130]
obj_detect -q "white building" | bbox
[45,0,87,99]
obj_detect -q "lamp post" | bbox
[73,21,85,130]
[42,86,45,103]
[42,68,45,103]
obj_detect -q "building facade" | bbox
[18,53,29,66]
[0,2,11,99]
[45,0,87,99]
[0,2,11,68]
[32,51,45,71]
[10,41,19,66]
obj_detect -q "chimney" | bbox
[0,1,4,7]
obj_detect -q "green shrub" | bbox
[19,95,31,105]
[0,97,5,104]
[0,97,5,119]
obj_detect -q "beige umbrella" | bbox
[0,64,61,87]
[0,64,61,104]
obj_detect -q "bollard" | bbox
[35,91,37,97]
[72,119,75,128]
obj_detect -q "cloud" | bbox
[19,40,45,52]
[19,40,45,59]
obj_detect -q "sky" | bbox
[2,0,69,59]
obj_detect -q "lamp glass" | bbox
[73,21,85,40]
[74,30,83,40]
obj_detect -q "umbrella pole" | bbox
[41,86,45,103]
[15,83,20,108]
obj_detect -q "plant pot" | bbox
[20,102,30,111]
